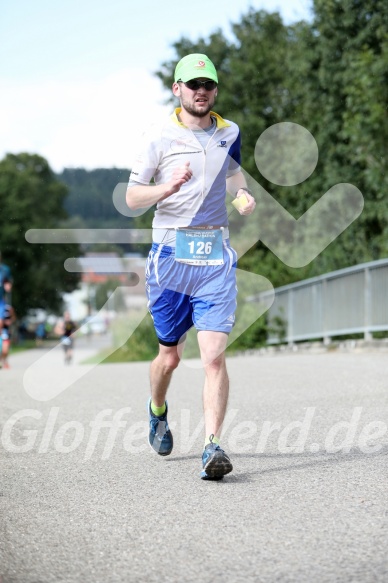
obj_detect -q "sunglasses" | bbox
[179,79,217,91]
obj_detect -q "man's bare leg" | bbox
[149,343,181,407]
[148,343,181,456]
[197,330,233,478]
[197,331,229,438]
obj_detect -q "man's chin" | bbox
[193,105,212,117]
[181,99,214,118]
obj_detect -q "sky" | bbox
[1,0,313,172]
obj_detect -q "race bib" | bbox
[175,228,224,265]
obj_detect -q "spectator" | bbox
[35,322,46,347]
[0,252,12,341]
[0,303,16,369]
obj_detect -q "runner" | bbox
[56,311,77,365]
[126,53,256,479]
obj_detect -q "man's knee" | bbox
[158,346,181,372]
[205,353,226,371]
[198,332,228,369]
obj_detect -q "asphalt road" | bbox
[1,339,387,583]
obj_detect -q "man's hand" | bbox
[164,161,193,197]
[226,171,256,215]
[3,281,12,293]
[235,188,256,215]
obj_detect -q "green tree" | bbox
[59,167,131,227]
[0,153,80,317]
[218,11,318,286]
[304,0,388,269]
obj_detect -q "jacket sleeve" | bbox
[129,124,163,185]
[226,128,242,178]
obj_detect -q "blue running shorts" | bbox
[146,241,238,346]
[0,300,5,320]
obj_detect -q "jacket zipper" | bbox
[201,127,219,201]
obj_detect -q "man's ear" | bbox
[172,82,181,97]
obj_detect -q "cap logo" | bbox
[196,60,205,68]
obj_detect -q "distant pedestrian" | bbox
[55,311,77,365]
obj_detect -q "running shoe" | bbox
[148,397,173,456]
[200,434,233,480]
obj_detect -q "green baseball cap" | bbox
[174,53,218,83]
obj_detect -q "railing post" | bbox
[322,277,331,345]
[287,289,294,346]
[364,267,372,341]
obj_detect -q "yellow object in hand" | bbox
[231,193,249,211]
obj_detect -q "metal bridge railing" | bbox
[258,259,388,344]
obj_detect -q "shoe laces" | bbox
[150,416,168,436]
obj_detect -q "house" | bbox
[63,252,147,321]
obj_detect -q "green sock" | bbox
[204,434,220,448]
[151,401,166,417]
